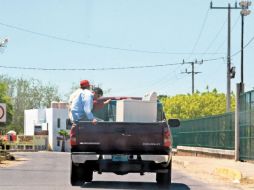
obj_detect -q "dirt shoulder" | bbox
[0,156,28,168]
[173,155,254,190]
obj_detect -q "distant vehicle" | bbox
[70,97,180,188]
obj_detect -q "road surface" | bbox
[0,152,243,190]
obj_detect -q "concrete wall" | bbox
[24,109,46,135]
[24,106,70,152]
[46,108,69,151]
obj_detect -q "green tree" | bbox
[58,129,69,152]
[160,89,235,120]
[0,75,61,134]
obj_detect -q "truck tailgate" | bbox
[73,121,168,154]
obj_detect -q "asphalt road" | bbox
[0,152,242,190]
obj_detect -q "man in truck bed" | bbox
[69,80,109,125]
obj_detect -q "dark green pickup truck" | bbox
[70,98,180,188]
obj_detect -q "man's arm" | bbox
[93,99,111,111]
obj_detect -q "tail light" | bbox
[70,124,77,146]
[164,129,171,148]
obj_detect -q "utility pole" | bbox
[235,83,241,161]
[210,2,239,112]
[227,4,232,112]
[181,59,203,94]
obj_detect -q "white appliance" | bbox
[116,99,157,122]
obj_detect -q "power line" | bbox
[213,15,240,54]
[2,39,253,72]
[120,69,188,95]
[0,21,224,55]
[0,31,252,73]
[231,34,254,57]
[0,57,224,71]
[211,15,252,60]
[202,18,227,55]
[203,57,224,62]
[188,8,210,59]
[0,62,182,71]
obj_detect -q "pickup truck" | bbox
[70,97,180,187]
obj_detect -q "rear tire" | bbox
[70,162,85,186]
[156,161,172,188]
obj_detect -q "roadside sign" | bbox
[0,103,6,123]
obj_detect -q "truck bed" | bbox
[71,121,169,154]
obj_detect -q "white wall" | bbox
[24,107,70,152]
[46,108,69,151]
[24,109,46,135]
[46,108,53,151]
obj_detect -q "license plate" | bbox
[112,155,128,162]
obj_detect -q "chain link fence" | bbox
[239,90,254,160]
[171,89,254,161]
[171,112,235,149]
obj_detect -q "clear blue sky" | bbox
[0,0,253,99]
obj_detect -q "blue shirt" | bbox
[70,89,94,122]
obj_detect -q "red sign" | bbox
[0,103,6,123]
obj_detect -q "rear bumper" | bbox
[71,152,171,166]
[71,152,100,163]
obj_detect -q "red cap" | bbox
[80,80,90,87]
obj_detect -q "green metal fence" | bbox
[239,90,254,160]
[171,89,254,160]
[171,112,235,150]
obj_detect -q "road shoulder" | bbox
[173,155,254,190]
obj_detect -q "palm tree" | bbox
[58,130,69,152]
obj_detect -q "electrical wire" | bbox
[120,67,188,95]
[203,57,225,62]
[0,21,223,55]
[0,15,252,72]
[0,62,182,71]
[213,15,240,54]
[202,18,227,55]
[187,7,210,59]
[0,56,226,71]
[231,35,254,57]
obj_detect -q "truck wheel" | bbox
[70,162,85,186]
[156,161,172,188]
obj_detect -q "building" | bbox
[24,102,71,152]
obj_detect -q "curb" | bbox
[213,167,242,183]
[173,159,254,184]
[176,146,234,159]
[173,158,246,183]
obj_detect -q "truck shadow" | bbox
[82,181,190,190]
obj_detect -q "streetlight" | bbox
[0,38,8,47]
[239,1,251,93]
